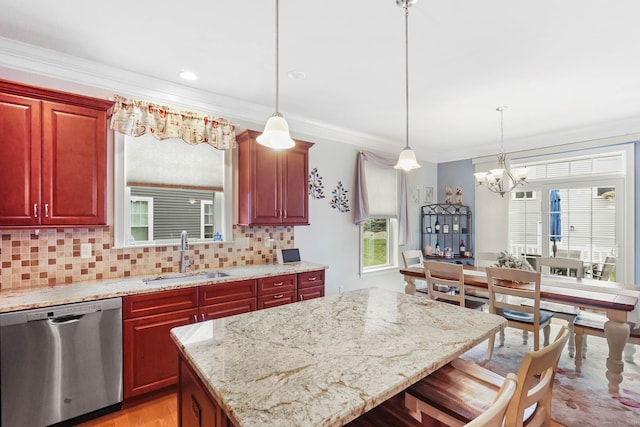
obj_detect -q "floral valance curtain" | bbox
[110,95,237,149]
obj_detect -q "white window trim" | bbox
[359,218,399,276]
[129,196,154,244]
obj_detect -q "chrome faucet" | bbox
[179,230,194,273]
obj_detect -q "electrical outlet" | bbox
[265,238,275,248]
[80,243,92,259]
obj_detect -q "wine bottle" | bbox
[459,239,465,255]
[435,240,440,253]
[434,218,441,232]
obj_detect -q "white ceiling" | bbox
[1,0,639,163]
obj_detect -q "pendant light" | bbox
[394,0,421,171]
[257,0,295,150]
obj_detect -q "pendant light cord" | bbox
[497,106,506,153]
[275,0,280,114]
[404,2,410,150]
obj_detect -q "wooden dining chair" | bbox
[424,261,485,310]
[405,326,569,427]
[526,257,584,358]
[536,256,584,278]
[485,267,553,360]
[402,250,424,268]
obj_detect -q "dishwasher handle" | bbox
[48,314,85,324]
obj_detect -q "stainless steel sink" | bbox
[144,271,230,286]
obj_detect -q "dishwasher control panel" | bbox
[26,303,103,321]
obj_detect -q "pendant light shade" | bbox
[393,0,421,171]
[258,0,295,150]
[257,113,295,149]
[395,147,420,170]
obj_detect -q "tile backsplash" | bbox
[0,225,293,290]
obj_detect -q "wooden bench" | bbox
[573,311,640,372]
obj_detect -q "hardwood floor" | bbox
[77,393,177,427]
[79,393,567,427]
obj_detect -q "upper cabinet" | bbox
[0,80,112,227]
[237,130,313,226]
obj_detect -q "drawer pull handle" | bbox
[45,203,49,217]
[193,315,198,323]
[308,277,317,281]
[273,282,284,287]
[201,313,206,321]
[300,294,304,301]
[33,203,38,218]
[273,294,284,299]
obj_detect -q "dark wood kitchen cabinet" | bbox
[199,279,257,320]
[237,129,313,226]
[257,273,297,309]
[179,357,231,427]
[123,288,198,405]
[297,269,325,302]
[0,80,111,226]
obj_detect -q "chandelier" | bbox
[473,106,527,197]
[393,0,421,171]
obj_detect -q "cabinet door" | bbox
[179,358,230,427]
[41,101,107,225]
[123,307,198,400]
[298,285,324,302]
[281,143,311,225]
[0,93,41,226]
[200,298,256,321]
[251,142,282,224]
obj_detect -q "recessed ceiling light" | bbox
[179,71,198,81]
[287,70,306,80]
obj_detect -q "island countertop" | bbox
[0,261,327,313]
[171,287,506,427]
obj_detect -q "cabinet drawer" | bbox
[123,288,198,319]
[257,290,297,310]
[298,285,325,302]
[298,270,325,289]
[257,274,296,295]
[199,279,257,306]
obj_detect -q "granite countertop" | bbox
[171,287,506,427]
[0,261,327,313]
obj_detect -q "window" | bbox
[130,196,153,242]
[201,200,214,239]
[358,158,399,273]
[114,133,232,247]
[507,146,632,281]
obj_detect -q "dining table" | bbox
[170,287,506,427]
[400,264,640,394]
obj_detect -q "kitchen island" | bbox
[171,287,506,427]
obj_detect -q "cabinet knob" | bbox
[33,203,38,218]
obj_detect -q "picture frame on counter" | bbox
[442,224,450,234]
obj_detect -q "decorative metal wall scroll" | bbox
[309,168,325,199]
[330,181,350,213]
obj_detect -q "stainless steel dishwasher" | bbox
[0,298,122,427]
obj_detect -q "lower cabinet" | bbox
[199,279,257,321]
[179,357,231,427]
[123,288,199,403]
[297,270,325,302]
[257,274,297,310]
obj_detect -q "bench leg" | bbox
[624,343,636,363]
